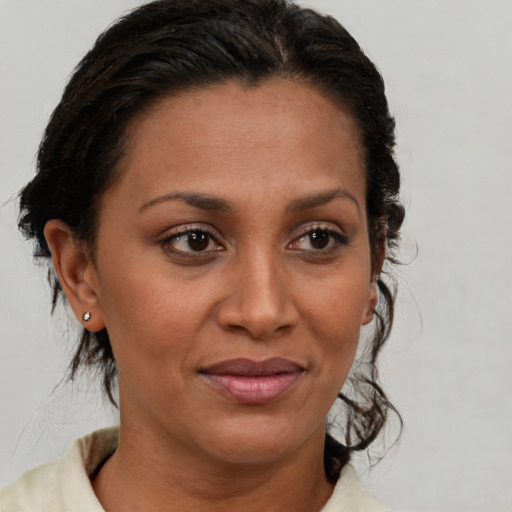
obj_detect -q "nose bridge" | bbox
[243,247,282,312]
[218,244,297,339]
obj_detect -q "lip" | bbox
[199,357,304,405]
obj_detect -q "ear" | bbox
[361,279,379,326]
[361,242,386,326]
[44,220,105,332]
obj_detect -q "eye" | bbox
[160,227,224,255]
[288,227,348,252]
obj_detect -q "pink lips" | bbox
[200,357,304,404]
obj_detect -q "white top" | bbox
[0,428,389,511]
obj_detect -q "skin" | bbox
[45,79,379,512]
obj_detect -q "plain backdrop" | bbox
[1,1,511,511]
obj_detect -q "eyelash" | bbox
[159,224,224,258]
[288,225,350,255]
[158,223,349,259]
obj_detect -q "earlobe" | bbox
[44,220,105,332]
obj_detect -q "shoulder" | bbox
[0,428,118,512]
[0,456,63,512]
[321,465,391,512]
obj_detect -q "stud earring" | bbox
[82,312,91,324]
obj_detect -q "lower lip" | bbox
[200,372,302,404]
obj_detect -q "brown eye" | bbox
[309,230,330,249]
[161,228,224,255]
[187,231,209,251]
[289,227,349,253]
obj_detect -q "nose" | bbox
[216,251,299,340]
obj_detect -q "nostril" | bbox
[220,315,296,341]
[226,324,249,335]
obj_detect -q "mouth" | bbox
[199,357,304,405]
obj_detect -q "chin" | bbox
[195,415,322,467]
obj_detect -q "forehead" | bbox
[114,79,365,207]
[126,79,361,154]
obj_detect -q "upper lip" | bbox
[200,357,304,376]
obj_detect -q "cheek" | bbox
[97,263,208,360]
[98,273,200,407]
[98,262,243,399]
[302,270,370,335]
[300,271,370,379]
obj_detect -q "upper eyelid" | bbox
[159,223,221,240]
[158,225,226,259]
[157,221,347,246]
[287,224,350,253]
[158,224,227,253]
[290,222,345,239]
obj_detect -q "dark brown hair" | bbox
[18,0,404,481]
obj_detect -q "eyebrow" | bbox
[138,187,360,215]
[139,192,234,214]
[286,188,360,214]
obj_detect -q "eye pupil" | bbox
[309,230,330,249]
[188,232,209,251]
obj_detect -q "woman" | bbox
[1,0,404,510]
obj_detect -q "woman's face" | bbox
[89,80,376,465]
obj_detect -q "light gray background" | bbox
[1,1,511,511]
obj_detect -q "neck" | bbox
[92,419,334,512]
